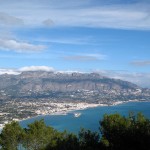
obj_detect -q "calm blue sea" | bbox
[20,101,150,134]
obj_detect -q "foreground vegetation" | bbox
[0,113,150,150]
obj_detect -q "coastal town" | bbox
[0,98,108,128]
[0,97,144,129]
[0,98,110,127]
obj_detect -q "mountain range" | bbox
[0,71,149,103]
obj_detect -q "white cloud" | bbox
[0,12,23,26]
[0,69,19,75]
[55,7,150,30]
[0,66,55,74]
[19,66,55,72]
[0,39,46,53]
[0,0,150,30]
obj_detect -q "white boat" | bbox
[74,112,81,117]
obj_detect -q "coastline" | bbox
[0,100,149,131]
[17,100,147,119]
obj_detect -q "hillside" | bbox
[0,71,149,103]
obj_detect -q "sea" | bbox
[20,101,150,134]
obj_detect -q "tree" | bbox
[22,119,58,150]
[100,113,150,150]
[1,112,150,150]
[0,121,24,150]
[46,131,79,150]
[79,128,100,150]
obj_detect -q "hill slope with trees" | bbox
[0,112,150,150]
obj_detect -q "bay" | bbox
[20,101,150,134]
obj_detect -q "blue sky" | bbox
[0,0,150,87]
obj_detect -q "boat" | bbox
[74,112,81,117]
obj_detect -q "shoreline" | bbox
[16,100,149,122]
[0,100,149,131]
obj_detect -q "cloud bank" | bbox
[131,60,150,66]
[0,69,20,75]
[43,19,55,27]
[63,54,106,62]
[19,66,54,72]
[0,0,150,30]
[0,12,23,26]
[95,70,150,88]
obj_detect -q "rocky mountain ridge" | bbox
[0,71,149,103]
